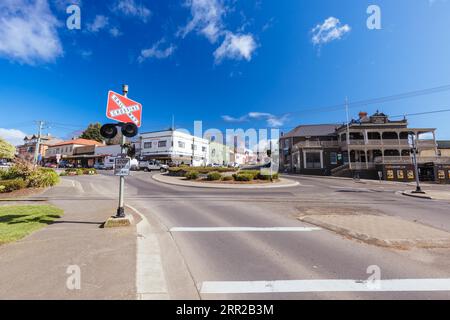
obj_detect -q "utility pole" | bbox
[345,97,352,171]
[410,133,425,194]
[116,84,128,218]
[34,120,45,166]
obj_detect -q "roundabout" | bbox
[152,173,300,189]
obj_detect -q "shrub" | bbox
[233,173,254,182]
[83,168,97,175]
[59,171,67,177]
[238,170,260,179]
[185,171,199,180]
[258,173,279,181]
[207,171,222,181]
[1,162,34,180]
[0,178,27,193]
[76,169,84,176]
[27,169,60,188]
[222,175,233,181]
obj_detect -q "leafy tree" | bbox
[80,123,103,143]
[0,138,15,159]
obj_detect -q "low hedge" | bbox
[0,178,27,193]
[233,173,254,182]
[207,172,222,181]
[221,175,234,181]
[169,166,236,176]
[258,173,280,180]
[238,170,260,179]
[185,171,199,180]
[27,169,60,188]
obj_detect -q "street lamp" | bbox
[409,132,425,194]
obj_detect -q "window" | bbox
[178,141,185,148]
[330,152,338,165]
[212,149,216,157]
[305,152,321,169]
[158,141,167,148]
[144,142,152,149]
[202,146,206,152]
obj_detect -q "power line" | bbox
[390,108,450,118]
[287,84,450,116]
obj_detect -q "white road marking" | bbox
[127,204,169,300]
[170,227,322,232]
[200,279,450,294]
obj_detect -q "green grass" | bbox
[0,205,63,245]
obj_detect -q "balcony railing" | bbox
[374,156,450,164]
[340,139,436,148]
[295,141,339,148]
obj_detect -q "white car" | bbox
[138,160,169,172]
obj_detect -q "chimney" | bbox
[358,111,368,119]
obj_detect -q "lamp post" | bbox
[410,133,425,194]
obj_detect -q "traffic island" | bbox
[152,173,300,189]
[103,214,134,228]
[402,190,450,201]
[299,214,450,249]
[402,190,433,200]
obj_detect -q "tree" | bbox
[0,138,15,159]
[80,123,103,143]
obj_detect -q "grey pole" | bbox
[34,121,44,166]
[116,84,128,218]
[411,133,425,194]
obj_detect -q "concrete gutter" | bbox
[152,173,300,189]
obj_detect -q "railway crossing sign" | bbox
[106,91,142,127]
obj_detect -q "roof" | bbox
[50,138,103,147]
[282,124,339,138]
[438,141,450,149]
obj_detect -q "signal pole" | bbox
[116,84,128,218]
[410,133,425,194]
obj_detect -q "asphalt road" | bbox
[44,171,450,300]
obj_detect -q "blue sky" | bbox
[1,0,450,145]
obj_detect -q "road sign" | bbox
[114,157,131,176]
[106,91,142,127]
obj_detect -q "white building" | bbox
[140,129,209,166]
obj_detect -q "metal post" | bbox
[411,133,425,194]
[345,97,352,171]
[34,121,44,166]
[116,84,128,218]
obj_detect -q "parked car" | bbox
[138,160,169,172]
[58,161,74,168]
[94,163,107,170]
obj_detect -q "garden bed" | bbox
[0,161,60,194]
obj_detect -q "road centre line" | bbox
[170,227,322,232]
[200,279,450,294]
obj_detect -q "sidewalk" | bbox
[153,173,300,189]
[0,185,137,299]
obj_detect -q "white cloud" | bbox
[214,32,257,63]
[138,39,176,62]
[0,0,63,65]
[109,27,122,37]
[311,17,351,46]
[222,112,288,127]
[87,15,109,33]
[52,0,82,10]
[179,0,226,43]
[0,128,28,146]
[111,0,152,23]
[79,49,92,59]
